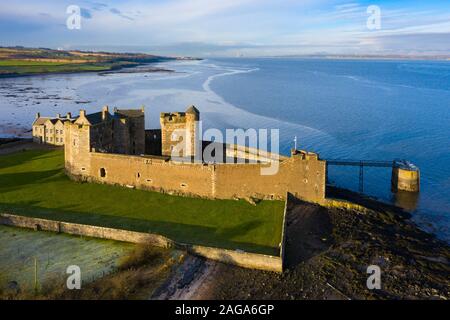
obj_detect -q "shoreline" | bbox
[0,61,176,79]
[191,194,449,300]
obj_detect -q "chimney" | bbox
[36,112,40,119]
[66,112,72,119]
[56,113,61,118]
[80,110,86,117]
[102,105,109,120]
[141,105,145,113]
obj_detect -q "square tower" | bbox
[160,105,199,159]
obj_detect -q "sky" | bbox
[0,0,449,57]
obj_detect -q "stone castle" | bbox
[35,105,326,203]
[32,105,419,203]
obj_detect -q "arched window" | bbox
[100,168,106,178]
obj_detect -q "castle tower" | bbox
[160,105,199,159]
[64,110,93,176]
[64,107,114,176]
[113,106,145,155]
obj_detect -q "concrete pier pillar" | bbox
[391,160,420,193]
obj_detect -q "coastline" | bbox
[0,61,176,79]
[192,191,450,300]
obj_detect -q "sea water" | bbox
[0,58,448,241]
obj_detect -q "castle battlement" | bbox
[160,112,187,123]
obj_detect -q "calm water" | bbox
[0,58,448,240]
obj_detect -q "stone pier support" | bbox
[391,161,420,193]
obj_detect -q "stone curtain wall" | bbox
[0,213,284,273]
[77,151,326,203]
[0,213,174,247]
[213,155,326,202]
[89,152,215,198]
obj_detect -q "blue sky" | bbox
[1,0,449,57]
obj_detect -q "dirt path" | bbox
[151,255,220,300]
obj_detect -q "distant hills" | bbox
[0,46,199,77]
[270,53,450,61]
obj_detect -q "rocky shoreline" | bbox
[192,191,449,300]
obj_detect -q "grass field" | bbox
[0,59,115,75]
[0,47,169,76]
[0,149,284,255]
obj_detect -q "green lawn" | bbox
[0,61,113,75]
[0,60,71,66]
[0,149,284,255]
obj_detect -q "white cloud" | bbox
[0,0,449,56]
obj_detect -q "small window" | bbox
[100,168,106,178]
[137,172,140,178]
[180,183,187,188]
[146,179,152,183]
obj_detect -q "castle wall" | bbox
[90,121,114,153]
[68,150,326,203]
[145,129,162,155]
[213,154,326,202]
[88,152,215,198]
[113,115,145,155]
[113,118,131,154]
[130,116,145,155]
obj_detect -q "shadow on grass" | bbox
[0,170,61,192]
[0,200,279,256]
[0,149,59,170]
